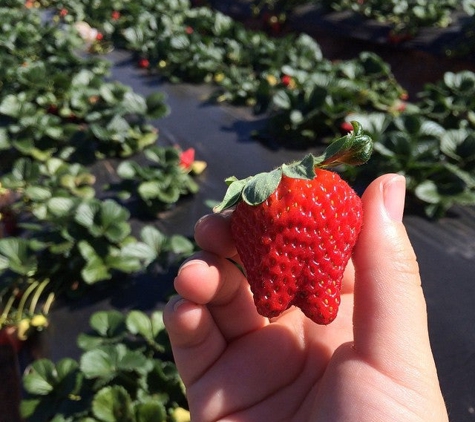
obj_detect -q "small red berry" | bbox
[340,121,354,133]
[281,75,292,87]
[111,10,121,20]
[396,102,407,112]
[185,26,194,35]
[95,32,103,41]
[138,58,150,69]
[179,148,195,170]
[59,8,68,17]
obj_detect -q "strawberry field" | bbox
[1,1,475,421]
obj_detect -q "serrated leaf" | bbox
[78,241,110,283]
[23,359,56,395]
[140,225,167,250]
[24,186,52,201]
[89,310,126,338]
[106,253,141,273]
[126,310,154,338]
[242,168,282,206]
[92,386,134,422]
[169,235,194,255]
[0,238,37,275]
[117,161,137,179]
[122,91,147,115]
[414,180,441,204]
[272,90,292,109]
[135,400,167,422]
[282,154,316,179]
[47,197,77,217]
[80,346,117,379]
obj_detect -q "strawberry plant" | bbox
[40,0,404,146]
[20,309,189,422]
[344,112,475,218]
[417,71,475,131]
[111,146,200,217]
[322,0,472,37]
[261,52,404,146]
[214,122,372,324]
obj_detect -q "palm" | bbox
[171,253,356,421]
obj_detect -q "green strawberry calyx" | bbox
[214,121,373,212]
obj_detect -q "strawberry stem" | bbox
[316,121,373,168]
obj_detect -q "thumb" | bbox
[352,174,436,375]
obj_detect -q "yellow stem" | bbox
[42,292,55,316]
[16,280,39,323]
[0,294,17,327]
[29,279,50,314]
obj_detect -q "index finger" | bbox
[194,211,239,261]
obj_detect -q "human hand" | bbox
[164,174,448,422]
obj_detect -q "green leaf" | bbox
[414,180,441,204]
[135,399,167,422]
[282,154,316,179]
[126,311,153,338]
[23,359,57,395]
[0,94,23,117]
[90,310,126,338]
[122,92,147,115]
[146,92,168,118]
[140,225,167,250]
[168,235,194,255]
[47,197,77,217]
[117,161,137,179]
[0,238,37,276]
[78,241,111,284]
[106,252,141,273]
[80,346,117,379]
[272,90,292,109]
[120,241,157,267]
[92,386,134,422]
[74,200,99,228]
[213,177,247,212]
[24,186,52,201]
[242,168,282,206]
[100,200,131,241]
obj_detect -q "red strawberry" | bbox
[138,58,150,69]
[214,122,372,324]
[340,121,354,134]
[179,147,195,170]
[281,74,292,87]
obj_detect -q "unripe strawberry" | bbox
[215,122,372,324]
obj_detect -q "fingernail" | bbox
[172,297,188,312]
[383,175,406,222]
[194,214,211,232]
[177,258,207,276]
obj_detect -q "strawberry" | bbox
[138,58,150,69]
[214,122,372,324]
[179,147,195,170]
[340,120,354,134]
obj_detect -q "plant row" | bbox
[0,5,199,353]
[20,309,189,422]
[246,0,475,43]
[33,0,475,217]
